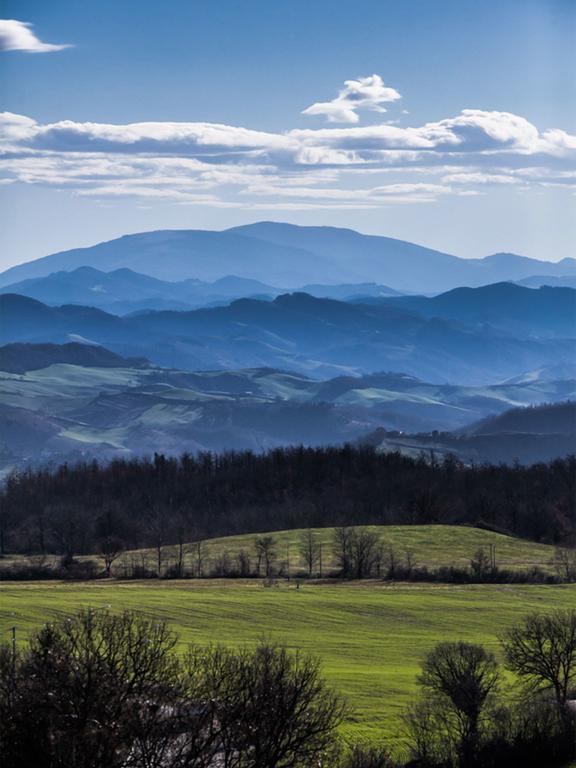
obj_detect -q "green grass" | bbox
[2,579,576,748]
[123,524,558,576]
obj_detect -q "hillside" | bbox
[115,524,559,577]
[0,342,149,374]
[364,401,576,465]
[2,222,575,294]
[462,400,576,437]
[1,346,574,473]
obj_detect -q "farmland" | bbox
[2,578,576,748]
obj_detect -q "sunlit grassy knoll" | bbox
[124,524,557,576]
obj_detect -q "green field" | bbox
[2,578,575,749]
[119,524,558,576]
[3,524,559,577]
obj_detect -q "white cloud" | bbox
[0,19,72,53]
[302,75,401,123]
[442,172,520,185]
[0,108,574,209]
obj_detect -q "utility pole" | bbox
[319,543,323,578]
[286,543,290,581]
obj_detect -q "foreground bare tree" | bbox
[408,641,500,767]
[0,609,183,767]
[502,609,576,711]
[338,744,394,768]
[0,610,345,768]
[186,641,345,767]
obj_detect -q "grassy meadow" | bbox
[117,524,558,576]
[2,577,576,749]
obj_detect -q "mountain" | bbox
[2,222,575,294]
[0,267,408,314]
[0,267,280,314]
[0,228,334,289]
[375,283,576,337]
[0,290,573,384]
[1,345,573,475]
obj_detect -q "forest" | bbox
[1,447,574,560]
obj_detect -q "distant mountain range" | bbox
[1,343,574,475]
[516,275,576,289]
[0,266,401,314]
[1,285,574,383]
[2,222,575,294]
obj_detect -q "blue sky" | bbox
[1,0,575,268]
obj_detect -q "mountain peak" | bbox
[2,223,575,294]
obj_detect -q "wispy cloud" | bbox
[0,19,72,53]
[0,108,574,209]
[302,75,401,123]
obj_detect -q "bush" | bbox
[0,609,345,768]
[339,744,397,767]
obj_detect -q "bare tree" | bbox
[412,641,500,766]
[384,545,399,579]
[0,609,192,768]
[0,501,14,557]
[50,503,86,559]
[552,548,576,582]
[351,529,381,579]
[98,535,124,577]
[470,548,495,580]
[502,609,576,711]
[332,527,354,577]
[404,547,416,575]
[333,528,382,579]
[339,744,394,768]
[236,549,251,577]
[146,503,169,577]
[254,535,277,577]
[185,641,346,767]
[193,540,208,578]
[172,516,192,578]
[299,529,320,577]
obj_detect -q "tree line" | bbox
[1,607,575,767]
[0,447,574,561]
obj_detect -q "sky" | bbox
[1,0,575,269]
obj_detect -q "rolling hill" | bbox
[1,344,574,474]
[364,401,576,466]
[0,342,149,374]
